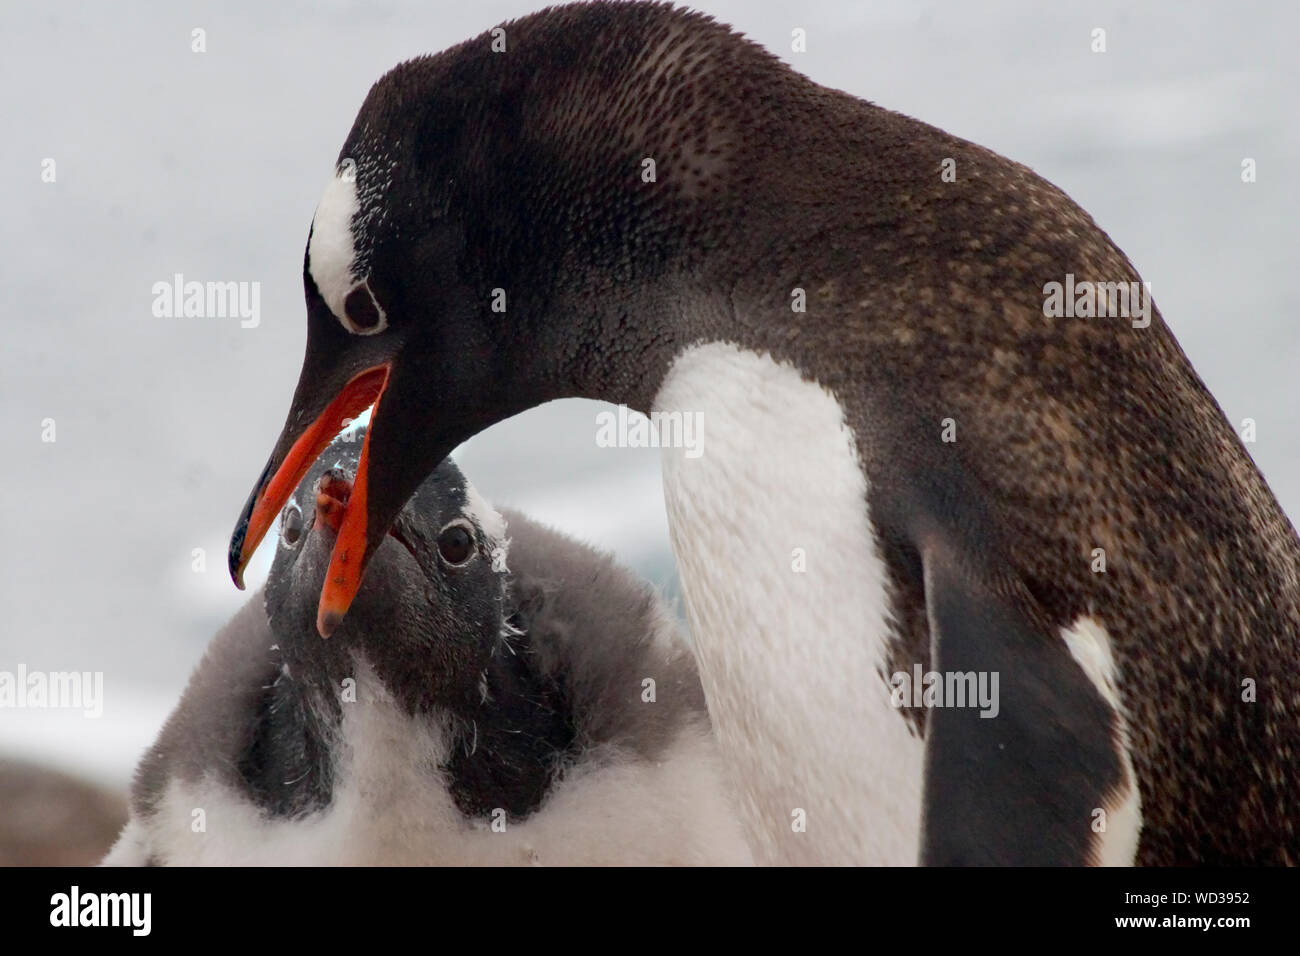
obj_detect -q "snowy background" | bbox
[2,0,1297,819]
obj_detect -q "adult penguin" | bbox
[226,2,1300,865]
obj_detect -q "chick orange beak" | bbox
[227,364,389,612]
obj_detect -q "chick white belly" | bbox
[105,661,753,866]
[655,341,924,865]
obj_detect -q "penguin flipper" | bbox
[917,543,1126,865]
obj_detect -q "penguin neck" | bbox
[262,613,576,823]
[552,284,724,414]
[237,649,340,819]
[439,616,576,821]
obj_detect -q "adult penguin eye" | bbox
[281,503,304,546]
[436,523,475,566]
[343,284,384,332]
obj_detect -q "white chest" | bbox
[653,341,925,864]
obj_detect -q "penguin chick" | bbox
[107,429,751,865]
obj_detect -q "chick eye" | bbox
[436,523,475,566]
[281,503,304,546]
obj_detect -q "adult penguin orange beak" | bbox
[224,262,406,637]
[227,358,388,623]
[230,305,537,636]
[228,324,471,639]
[227,200,537,641]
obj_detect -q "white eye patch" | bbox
[307,169,388,335]
[462,481,509,547]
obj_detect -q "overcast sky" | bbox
[3,0,1297,784]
